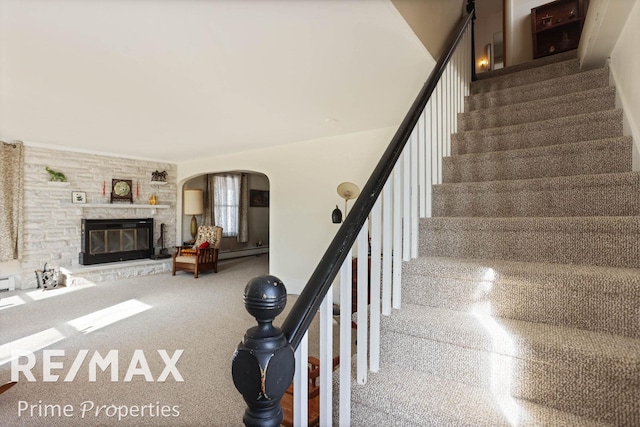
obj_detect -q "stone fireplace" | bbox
[79,218,154,265]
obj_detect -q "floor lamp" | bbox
[334,182,360,223]
[184,189,204,243]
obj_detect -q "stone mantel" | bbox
[78,203,170,209]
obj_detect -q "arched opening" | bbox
[180,171,269,260]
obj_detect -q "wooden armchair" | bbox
[281,356,340,427]
[172,225,222,278]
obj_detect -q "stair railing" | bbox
[232,2,476,426]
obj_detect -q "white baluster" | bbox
[356,221,368,385]
[382,182,393,316]
[294,332,309,427]
[339,250,352,427]
[418,111,427,218]
[369,197,382,372]
[319,284,333,426]
[410,130,419,259]
[402,147,411,262]
[392,163,402,309]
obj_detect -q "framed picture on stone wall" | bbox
[72,191,87,204]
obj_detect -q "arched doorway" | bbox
[181,171,269,260]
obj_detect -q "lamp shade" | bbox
[337,182,360,201]
[183,189,204,215]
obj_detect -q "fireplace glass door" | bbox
[80,218,154,265]
[90,229,150,255]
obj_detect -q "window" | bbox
[213,174,240,237]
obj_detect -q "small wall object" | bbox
[151,170,168,182]
[149,194,157,205]
[71,191,87,204]
[45,166,67,182]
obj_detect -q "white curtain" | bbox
[0,141,24,261]
[204,173,249,242]
[213,174,241,237]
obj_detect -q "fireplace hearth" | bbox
[79,218,154,265]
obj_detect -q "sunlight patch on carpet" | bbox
[0,295,26,311]
[26,282,96,301]
[472,300,522,427]
[0,328,65,366]
[67,299,151,334]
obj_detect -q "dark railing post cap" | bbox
[233,274,294,427]
[243,275,287,323]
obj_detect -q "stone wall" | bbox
[20,146,177,288]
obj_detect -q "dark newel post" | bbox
[232,275,295,427]
[467,0,477,81]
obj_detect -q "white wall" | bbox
[176,127,395,295]
[579,0,637,70]
[610,0,640,169]
[505,0,551,66]
[392,0,465,59]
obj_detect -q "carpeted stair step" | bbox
[443,136,631,183]
[345,363,612,427]
[470,57,580,95]
[458,86,616,131]
[465,67,609,111]
[475,50,577,82]
[451,109,623,155]
[377,305,640,426]
[419,216,640,269]
[402,256,640,338]
[433,172,640,217]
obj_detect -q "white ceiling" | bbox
[0,0,433,163]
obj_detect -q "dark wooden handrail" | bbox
[281,3,476,350]
[232,3,476,425]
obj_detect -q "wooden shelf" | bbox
[531,0,584,59]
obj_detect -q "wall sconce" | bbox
[332,205,343,223]
[482,43,492,71]
[332,182,360,223]
[184,189,204,242]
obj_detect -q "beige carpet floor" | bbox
[0,255,336,426]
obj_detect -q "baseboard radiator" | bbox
[218,246,269,261]
[0,276,16,291]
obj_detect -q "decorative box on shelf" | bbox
[531,0,585,59]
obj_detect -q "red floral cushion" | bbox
[198,241,210,249]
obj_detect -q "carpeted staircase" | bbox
[348,51,640,426]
